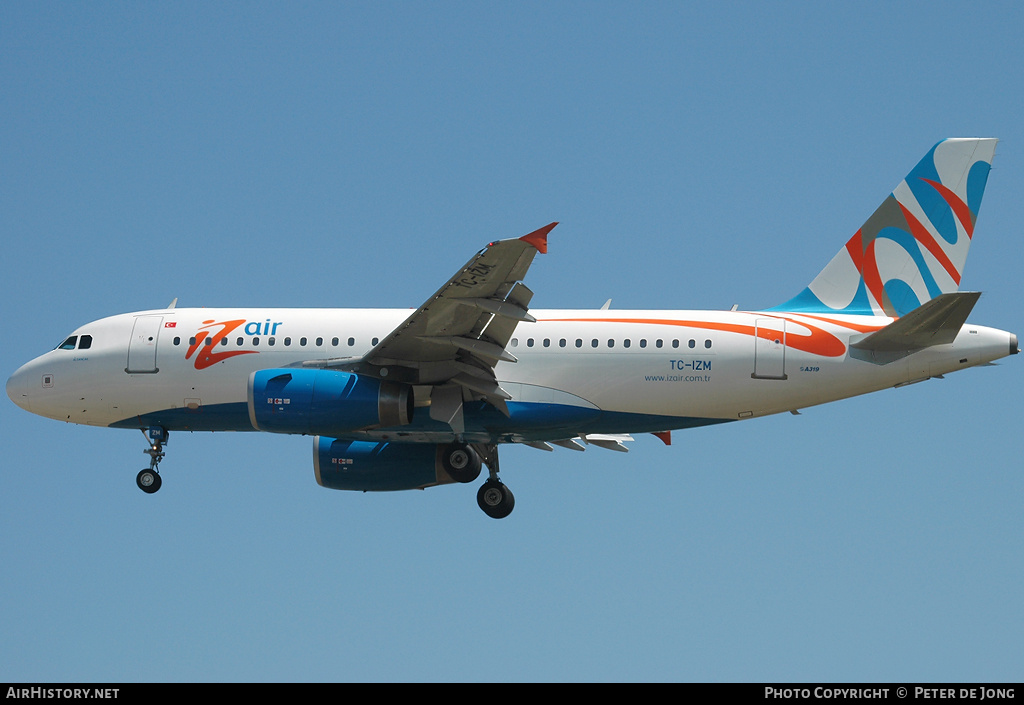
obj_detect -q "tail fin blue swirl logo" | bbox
[771,138,997,317]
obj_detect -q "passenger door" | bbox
[126,315,163,373]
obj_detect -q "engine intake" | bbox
[248,368,412,436]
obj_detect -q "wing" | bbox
[307,223,556,432]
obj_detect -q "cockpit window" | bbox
[54,335,93,351]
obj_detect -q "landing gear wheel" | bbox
[441,443,482,484]
[477,479,515,519]
[136,427,167,494]
[136,469,162,494]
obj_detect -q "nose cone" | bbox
[7,363,36,413]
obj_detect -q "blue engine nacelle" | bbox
[247,368,413,436]
[314,437,474,491]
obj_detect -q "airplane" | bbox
[6,138,1018,518]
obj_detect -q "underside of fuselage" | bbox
[108,397,734,443]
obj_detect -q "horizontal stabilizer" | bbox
[851,292,981,352]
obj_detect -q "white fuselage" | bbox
[7,306,1017,444]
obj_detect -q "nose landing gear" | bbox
[136,427,167,494]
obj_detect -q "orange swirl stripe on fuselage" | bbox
[539,315,888,358]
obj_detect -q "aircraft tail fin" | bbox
[770,138,997,317]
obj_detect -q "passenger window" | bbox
[672,339,679,348]
[591,339,598,348]
[527,338,534,347]
[543,339,550,348]
[268,337,276,346]
[607,339,614,348]
[57,336,77,350]
[640,339,647,348]
[372,337,379,345]
[689,339,696,349]
[78,335,92,350]
[252,337,260,346]
[623,339,630,348]
[284,337,291,346]
[575,339,582,348]
[173,336,181,346]
[316,337,323,346]
[220,338,228,346]
[559,339,566,348]
[236,337,244,346]
[656,339,663,348]
[332,337,339,346]
[511,338,519,347]
[300,337,307,346]
[705,339,712,349]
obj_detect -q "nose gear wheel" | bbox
[137,427,168,494]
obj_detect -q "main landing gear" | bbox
[477,479,515,519]
[442,442,516,519]
[136,427,167,494]
[441,442,516,519]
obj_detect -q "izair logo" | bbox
[185,319,282,370]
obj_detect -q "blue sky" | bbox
[2,2,1022,682]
